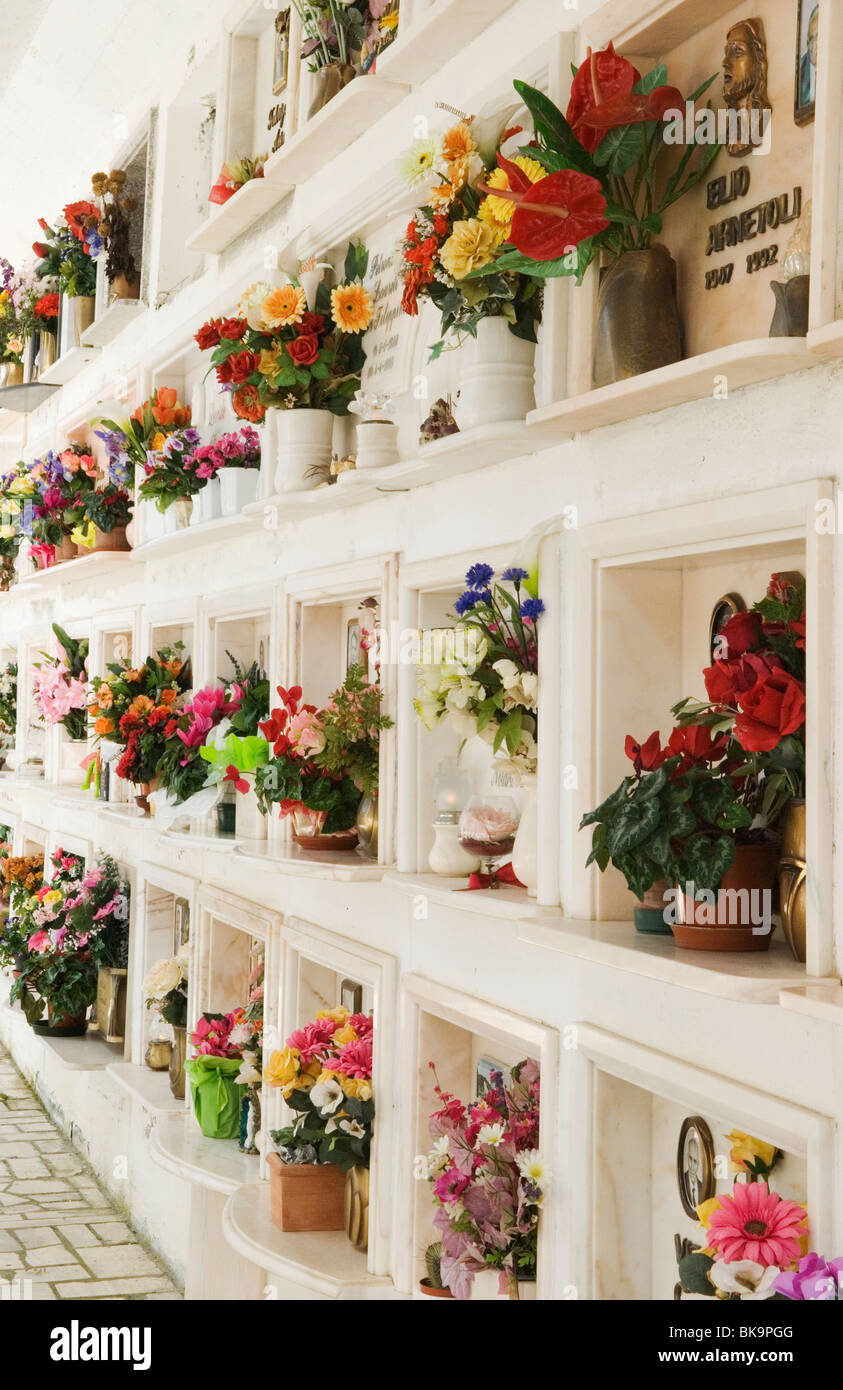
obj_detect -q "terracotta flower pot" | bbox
[778,799,806,962]
[53,535,77,564]
[266,1152,346,1232]
[92,524,130,553]
[417,1280,455,1299]
[109,274,140,301]
[33,1005,89,1037]
[593,245,683,387]
[672,842,780,951]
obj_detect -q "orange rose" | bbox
[159,688,178,706]
[94,717,115,736]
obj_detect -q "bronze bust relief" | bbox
[723,18,772,157]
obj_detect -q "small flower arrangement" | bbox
[265,1006,374,1170]
[189,427,261,480]
[19,446,98,561]
[415,1058,546,1299]
[32,624,89,742]
[1,853,45,898]
[88,644,191,786]
[95,389,192,476]
[143,947,189,1028]
[137,426,203,511]
[0,660,17,736]
[294,1,397,73]
[399,110,543,356]
[0,265,25,364]
[194,242,371,423]
[33,208,98,299]
[415,563,541,778]
[82,482,132,536]
[32,292,59,333]
[89,170,139,289]
[255,669,392,832]
[208,154,266,205]
[156,657,269,807]
[190,1011,243,1057]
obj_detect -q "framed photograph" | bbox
[794,0,819,126]
[676,1115,716,1219]
[346,618,361,673]
[340,978,363,1013]
[475,1056,511,1097]
[708,592,745,663]
[272,7,291,96]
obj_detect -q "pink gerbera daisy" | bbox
[707,1182,807,1267]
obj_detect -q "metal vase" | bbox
[169,1025,187,1100]
[778,799,806,962]
[344,1164,370,1251]
[769,276,810,337]
[38,331,58,372]
[308,62,356,118]
[593,246,683,387]
[96,967,128,1043]
[68,296,96,347]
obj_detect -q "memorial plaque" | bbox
[361,215,419,399]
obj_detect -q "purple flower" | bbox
[502,567,528,584]
[520,598,545,622]
[454,591,482,616]
[465,563,494,589]
[774,1253,843,1300]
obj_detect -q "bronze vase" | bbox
[38,331,58,372]
[769,277,810,337]
[169,1025,187,1099]
[3,362,24,386]
[68,295,96,346]
[109,274,140,301]
[308,62,356,118]
[344,1164,370,1251]
[778,799,806,962]
[593,245,683,388]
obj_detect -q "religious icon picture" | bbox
[340,978,364,1013]
[795,0,819,126]
[709,592,745,663]
[272,7,291,96]
[677,1115,716,1219]
[346,618,361,673]
[475,1056,512,1097]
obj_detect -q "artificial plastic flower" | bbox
[705,1182,807,1268]
[330,282,372,333]
[708,1260,780,1301]
[262,283,307,329]
[774,1252,843,1300]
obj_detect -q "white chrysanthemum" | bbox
[517,1149,550,1188]
[397,136,441,188]
[237,280,274,332]
[477,1123,505,1147]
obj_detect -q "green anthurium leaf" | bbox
[512,79,599,177]
[633,64,668,95]
[592,122,644,177]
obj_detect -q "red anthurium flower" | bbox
[576,83,685,132]
[624,730,664,774]
[223,764,249,794]
[567,42,641,151]
[734,672,806,754]
[479,156,608,260]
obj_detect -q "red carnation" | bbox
[734,672,806,754]
[286,334,319,367]
[34,293,59,320]
[195,319,223,349]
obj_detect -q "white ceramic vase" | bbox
[456,317,535,431]
[428,821,480,877]
[192,478,222,525]
[272,407,334,493]
[355,420,400,471]
[219,467,260,515]
[511,775,538,897]
[141,499,166,546]
[234,782,267,842]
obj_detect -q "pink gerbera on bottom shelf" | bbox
[707,1182,807,1267]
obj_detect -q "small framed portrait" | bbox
[795,0,819,126]
[677,1115,716,1219]
[475,1056,511,1097]
[340,978,363,1014]
[709,592,745,663]
[272,7,291,96]
[346,618,361,673]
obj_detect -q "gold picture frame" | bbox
[794,0,819,127]
[677,1115,716,1219]
[272,7,291,96]
[709,592,745,663]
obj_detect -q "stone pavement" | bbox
[0,1044,181,1300]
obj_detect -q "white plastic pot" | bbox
[456,317,536,431]
[219,467,260,515]
[272,407,334,493]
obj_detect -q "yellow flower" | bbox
[263,1046,300,1089]
[44,890,62,907]
[151,431,167,451]
[2,498,20,515]
[380,9,399,31]
[477,201,509,246]
[428,181,458,209]
[696,1196,721,1229]
[0,525,15,540]
[726,1130,779,1174]
[257,348,282,378]
[439,218,497,280]
[316,1006,349,1024]
[331,282,372,334]
[71,522,96,549]
[338,1074,373,1101]
[8,476,35,497]
[332,1023,358,1045]
[262,284,306,329]
[480,156,546,234]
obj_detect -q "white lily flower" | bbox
[708,1261,780,1301]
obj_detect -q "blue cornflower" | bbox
[521,598,545,621]
[502,566,528,584]
[465,562,494,589]
[454,591,479,616]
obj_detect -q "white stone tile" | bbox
[88,1221,132,1243]
[57,1224,99,1247]
[24,1245,75,1267]
[14,1227,60,1246]
[55,1276,176,1298]
[81,1244,164,1279]
[7,1158,50,1179]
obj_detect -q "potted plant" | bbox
[208,153,266,206]
[0,261,25,385]
[463,55,721,386]
[194,242,371,492]
[417,1242,455,1300]
[399,109,544,428]
[32,623,90,785]
[95,389,193,537]
[143,947,190,1098]
[37,204,99,343]
[183,1012,246,1139]
[264,1006,373,1239]
[415,1058,546,1299]
[293,1,398,117]
[88,170,141,300]
[30,292,59,371]
[82,481,132,552]
[256,668,392,851]
[191,426,262,517]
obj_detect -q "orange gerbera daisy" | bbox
[442,122,476,167]
[331,283,372,333]
[262,284,306,329]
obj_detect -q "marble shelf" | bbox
[16,549,132,588]
[184,179,291,256]
[385,870,538,922]
[106,1062,184,1114]
[778,982,843,1026]
[41,1029,122,1070]
[807,320,843,361]
[38,345,100,385]
[80,299,145,348]
[527,339,813,437]
[150,1112,258,1195]
[376,0,518,83]
[263,76,409,187]
[519,914,839,1005]
[222,1181,399,1299]
[129,512,252,561]
[233,840,386,881]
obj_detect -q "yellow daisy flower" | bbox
[262,283,306,329]
[331,282,372,334]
